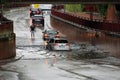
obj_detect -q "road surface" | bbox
[0,7,120,80]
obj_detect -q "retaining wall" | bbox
[51,6,120,33]
[0,15,16,60]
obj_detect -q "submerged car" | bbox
[42,29,60,40]
[46,38,70,51]
[31,14,44,27]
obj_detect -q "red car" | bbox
[30,8,42,17]
[31,14,44,27]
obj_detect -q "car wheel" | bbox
[43,38,46,41]
[46,45,49,50]
[49,46,53,51]
[42,23,44,27]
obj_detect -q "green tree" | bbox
[65,4,84,12]
[97,4,108,17]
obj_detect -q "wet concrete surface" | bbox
[1,7,120,80]
[50,16,120,58]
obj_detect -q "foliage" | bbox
[65,4,84,12]
[97,4,108,17]
[0,0,6,4]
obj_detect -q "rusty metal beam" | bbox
[0,0,120,4]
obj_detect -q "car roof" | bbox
[52,38,68,40]
[31,15,43,19]
[33,14,43,17]
[45,29,56,31]
[45,29,58,32]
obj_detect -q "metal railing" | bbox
[51,6,120,33]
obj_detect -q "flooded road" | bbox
[1,7,120,80]
[51,17,120,58]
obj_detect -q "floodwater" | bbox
[50,17,120,58]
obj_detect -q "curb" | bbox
[0,55,24,65]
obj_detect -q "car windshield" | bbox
[55,40,68,43]
[46,30,57,34]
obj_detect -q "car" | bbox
[46,38,70,51]
[31,14,44,27]
[42,29,60,40]
[30,8,42,17]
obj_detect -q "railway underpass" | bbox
[1,0,120,4]
[0,7,120,80]
[0,1,120,80]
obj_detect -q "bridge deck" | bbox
[0,0,120,4]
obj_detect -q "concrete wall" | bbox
[51,7,120,33]
[0,15,16,60]
[50,16,120,58]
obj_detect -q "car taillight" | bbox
[66,43,70,46]
[30,11,32,13]
[36,11,41,14]
[44,34,48,37]
[34,23,37,26]
[54,43,58,46]
[55,34,60,38]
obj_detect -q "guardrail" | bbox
[0,4,29,9]
[51,6,120,33]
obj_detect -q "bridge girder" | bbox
[0,0,120,4]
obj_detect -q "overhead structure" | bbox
[0,0,120,4]
[33,4,39,9]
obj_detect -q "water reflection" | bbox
[44,55,58,66]
[30,37,35,45]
